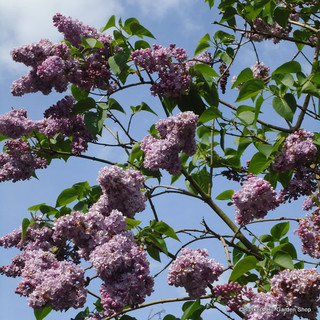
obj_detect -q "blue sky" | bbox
[0,1,317,320]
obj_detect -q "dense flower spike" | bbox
[219,63,230,94]
[251,62,270,79]
[232,174,280,225]
[302,191,319,211]
[213,282,254,312]
[295,208,320,258]
[0,109,39,138]
[141,111,198,175]
[0,139,47,182]
[97,166,146,218]
[131,44,192,98]
[273,129,317,172]
[167,248,223,299]
[15,250,86,310]
[39,95,93,155]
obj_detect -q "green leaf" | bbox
[125,218,142,230]
[270,222,290,240]
[229,256,258,282]
[28,203,46,211]
[34,307,52,320]
[108,98,126,114]
[205,0,214,9]
[82,37,104,48]
[198,107,221,123]
[193,63,219,82]
[56,188,79,207]
[260,234,273,242]
[100,15,116,32]
[120,316,137,320]
[129,22,155,39]
[108,50,130,76]
[194,41,210,55]
[181,300,205,320]
[272,94,296,122]
[163,315,179,320]
[215,30,235,44]
[148,235,168,255]
[274,6,290,28]
[21,218,30,241]
[273,251,294,269]
[236,79,264,102]
[177,89,206,115]
[39,205,59,216]
[146,244,161,262]
[271,243,297,259]
[256,144,274,158]
[216,189,234,200]
[153,221,180,241]
[134,40,151,50]
[272,61,301,75]
[131,102,158,116]
[84,107,107,137]
[72,97,96,114]
[231,68,253,89]
[71,84,89,101]
[248,152,271,174]
[232,241,247,264]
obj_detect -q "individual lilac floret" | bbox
[270,268,320,319]
[232,174,280,225]
[295,208,320,258]
[273,129,317,172]
[141,111,198,175]
[97,166,146,218]
[212,282,254,312]
[302,191,319,211]
[0,109,40,139]
[15,250,87,310]
[251,62,270,79]
[167,248,223,299]
[0,139,47,182]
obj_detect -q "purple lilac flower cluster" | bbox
[246,268,320,320]
[213,282,254,312]
[15,250,87,310]
[273,129,318,201]
[251,62,270,79]
[40,96,94,155]
[232,174,280,225]
[11,14,114,96]
[141,111,198,175]
[244,18,290,44]
[0,139,47,182]
[97,166,146,218]
[295,207,320,258]
[131,44,192,98]
[302,191,319,211]
[167,248,223,299]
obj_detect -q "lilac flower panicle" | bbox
[141,111,198,175]
[167,248,223,299]
[232,174,280,225]
[15,250,86,310]
[97,166,146,218]
[273,129,317,172]
[295,208,320,258]
[251,62,270,79]
[0,109,40,139]
[0,139,47,182]
[302,191,319,211]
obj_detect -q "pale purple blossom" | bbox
[168,248,223,299]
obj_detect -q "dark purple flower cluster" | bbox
[167,248,223,299]
[213,282,254,312]
[39,96,93,155]
[11,14,114,96]
[0,139,47,182]
[232,174,280,225]
[273,129,318,201]
[244,18,290,44]
[97,166,146,218]
[131,44,192,98]
[246,269,320,320]
[295,208,320,258]
[141,111,198,175]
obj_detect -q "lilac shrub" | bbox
[232,174,280,225]
[141,111,198,175]
[167,248,223,299]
